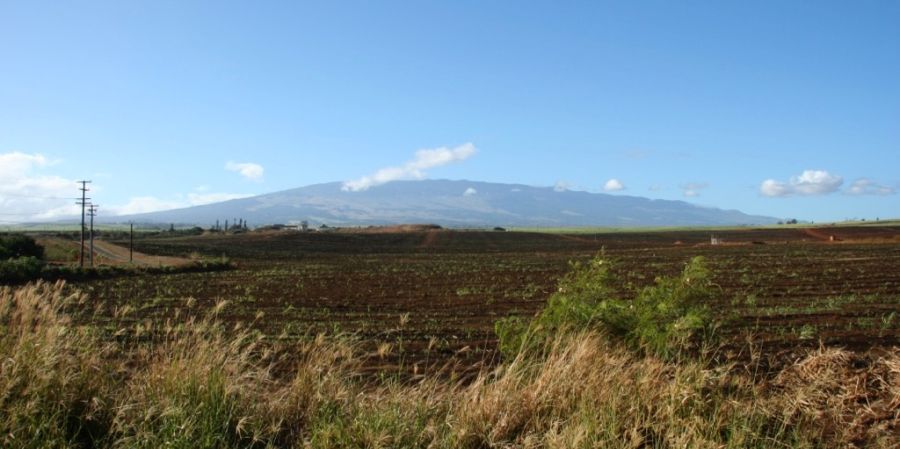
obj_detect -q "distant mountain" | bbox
[112,180,776,227]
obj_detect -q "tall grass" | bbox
[1,282,897,448]
[0,281,116,448]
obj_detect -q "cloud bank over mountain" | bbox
[342,144,477,192]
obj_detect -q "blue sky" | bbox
[1,1,898,223]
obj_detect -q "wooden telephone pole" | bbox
[76,181,91,268]
[88,204,98,267]
[129,222,134,263]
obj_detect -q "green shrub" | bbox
[0,257,46,284]
[496,254,716,358]
[0,234,45,260]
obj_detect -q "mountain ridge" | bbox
[110,179,777,227]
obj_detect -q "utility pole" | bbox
[129,222,134,263]
[88,204,98,267]
[76,181,91,268]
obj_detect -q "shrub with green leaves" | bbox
[496,254,716,358]
[0,256,46,284]
[0,234,44,260]
[0,234,45,260]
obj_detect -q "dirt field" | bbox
[36,236,194,267]
[71,225,900,375]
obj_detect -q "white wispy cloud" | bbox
[0,152,50,175]
[0,151,255,222]
[680,182,708,197]
[603,178,625,192]
[111,196,186,215]
[553,181,570,192]
[342,143,477,191]
[0,151,81,222]
[463,187,477,197]
[760,170,843,197]
[110,192,253,216]
[186,192,253,204]
[225,161,264,181]
[846,178,895,196]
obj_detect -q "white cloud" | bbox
[225,161,264,181]
[846,178,895,196]
[186,192,253,205]
[463,187,477,197]
[110,192,254,216]
[760,170,843,197]
[553,181,570,192]
[792,170,843,195]
[31,204,82,220]
[0,151,82,222]
[603,178,625,192]
[342,143,477,191]
[0,152,50,176]
[760,179,790,197]
[680,182,708,197]
[0,151,255,222]
[112,196,186,215]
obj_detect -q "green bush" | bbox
[0,234,45,260]
[496,254,716,358]
[0,257,46,284]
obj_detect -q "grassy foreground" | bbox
[1,281,897,448]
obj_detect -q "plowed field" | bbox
[76,225,900,375]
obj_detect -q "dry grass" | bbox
[0,281,118,448]
[772,346,900,447]
[1,282,897,448]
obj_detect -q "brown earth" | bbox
[68,224,900,376]
[37,236,193,267]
